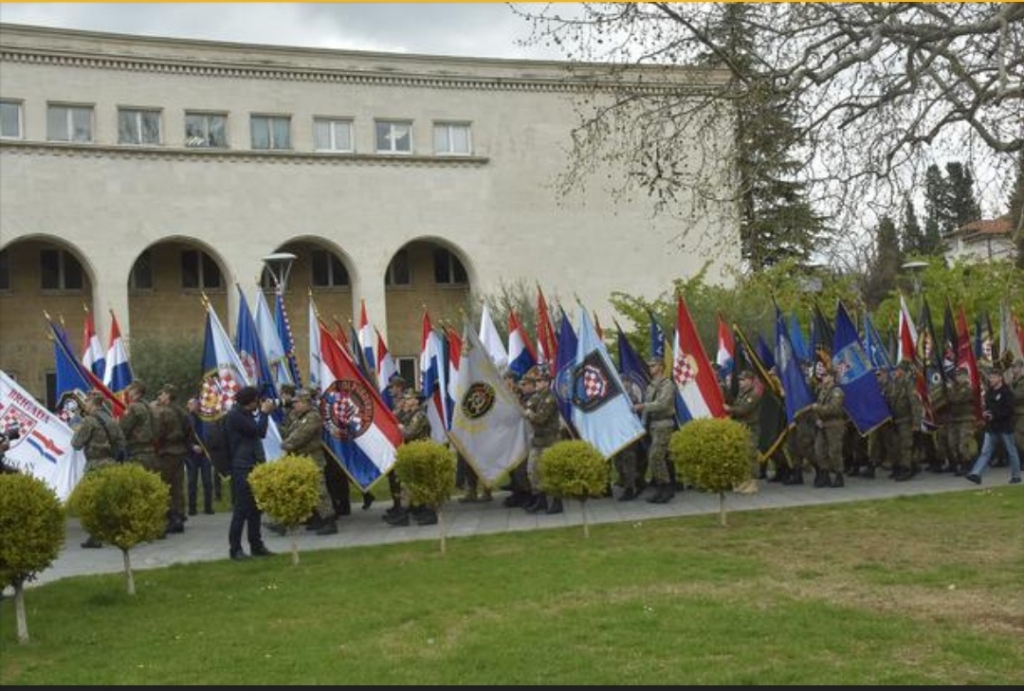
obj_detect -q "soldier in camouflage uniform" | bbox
[811,367,847,488]
[280,388,338,535]
[946,366,979,476]
[119,380,158,471]
[153,384,189,534]
[927,374,951,472]
[521,364,563,514]
[70,391,126,548]
[635,358,677,504]
[387,389,436,526]
[866,367,897,480]
[889,361,917,480]
[725,370,762,495]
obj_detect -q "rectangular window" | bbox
[129,250,153,290]
[0,100,22,139]
[311,249,349,287]
[185,112,228,148]
[375,120,412,154]
[396,357,417,387]
[181,249,222,290]
[385,250,411,286]
[251,115,291,150]
[0,249,10,290]
[118,108,162,145]
[434,248,468,285]
[313,118,354,152]
[46,104,93,142]
[433,122,471,155]
[40,249,84,291]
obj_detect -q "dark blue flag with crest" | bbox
[553,310,579,435]
[774,308,814,425]
[832,300,891,435]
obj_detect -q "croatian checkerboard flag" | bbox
[673,295,726,419]
[570,307,645,458]
[102,311,134,396]
[81,306,106,380]
[507,309,537,379]
[358,299,376,373]
[375,327,398,409]
[199,300,282,460]
[315,320,401,491]
[419,310,450,442]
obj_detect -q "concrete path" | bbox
[27,469,1007,589]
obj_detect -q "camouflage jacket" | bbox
[119,400,157,454]
[524,388,560,447]
[642,374,676,426]
[153,402,189,456]
[71,411,126,463]
[814,382,847,429]
[402,407,431,443]
[729,387,762,438]
[885,377,913,422]
[281,408,326,462]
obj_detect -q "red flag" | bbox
[536,286,558,366]
[955,305,984,422]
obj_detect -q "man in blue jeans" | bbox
[966,365,1022,486]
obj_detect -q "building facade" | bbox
[943,216,1018,265]
[0,23,739,403]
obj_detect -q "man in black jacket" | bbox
[966,365,1021,485]
[225,386,277,560]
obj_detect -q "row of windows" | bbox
[0,247,468,292]
[0,100,473,155]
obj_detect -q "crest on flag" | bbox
[55,391,86,426]
[572,351,617,413]
[461,382,496,419]
[673,352,699,386]
[0,402,36,446]
[198,368,241,421]
[238,350,258,384]
[322,379,374,441]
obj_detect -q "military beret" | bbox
[524,364,551,381]
[279,383,297,396]
[293,388,314,402]
[403,389,424,401]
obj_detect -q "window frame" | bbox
[129,250,154,291]
[0,248,10,291]
[310,249,350,288]
[46,103,93,143]
[396,357,417,388]
[118,107,162,146]
[185,111,229,148]
[180,249,223,291]
[433,122,472,155]
[385,250,412,287]
[40,248,85,292]
[251,114,292,151]
[0,100,23,140]
[375,120,413,155]
[433,248,468,285]
[313,117,355,153]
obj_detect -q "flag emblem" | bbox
[460,382,496,420]
[238,350,258,384]
[572,352,616,413]
[322,379,374,441]
[673,353,699,386]
[55,391,85,425]
[0,403,35,446]
[199,369,241,420]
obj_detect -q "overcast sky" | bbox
[0,2,570,59]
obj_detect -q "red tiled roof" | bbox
[955,216,1013,237]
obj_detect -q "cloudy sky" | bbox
[0,2,570,59]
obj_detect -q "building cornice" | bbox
[0,140,490,167]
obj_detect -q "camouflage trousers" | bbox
[647,423,674,484]
[614,444,639,490]
[311,454,336,520]
[813,425,844,473]
[946,421,978,464]
[158,452,186,519]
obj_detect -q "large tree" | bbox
[514,3,1023,266]
[1009,150,1024,268]
[863,215,903,309]
[900,198,924,256]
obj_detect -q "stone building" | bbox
[0,23,739,404]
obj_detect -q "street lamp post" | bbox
[261,252,297,293]
[901,260,928,299]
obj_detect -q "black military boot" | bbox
[859,465,876,479]
[783,467,804,485]
[813,467,829,488]
[386,509,410,526]
[830,471,845,488]
[315,518,338,535]
[545,497,564,514]
[617,486,637,501]
[525,494,548,513]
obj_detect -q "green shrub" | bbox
[68,463,168,593]
[539,440,609,538]
[669,418,752,526]
[249,454,321,565]
[0,472,65,643]
[394,440,457,554]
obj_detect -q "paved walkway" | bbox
[27,469,1003,589]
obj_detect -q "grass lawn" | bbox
[1,486,1022,685]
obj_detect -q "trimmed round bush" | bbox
[394,440,457,510]
[538,439,609,500]
[249,453,321,529]
[0,472,65,589]
[670,418,752,495]
[69,463,168,550]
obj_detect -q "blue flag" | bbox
[552,310,579,435]
[235,286,277,402]
[756,333,776,372]
[788,312,810,364]
[571,308,645,458]
[648,309,666,360]
[832,300,891,435]
[774,309,814,425]
[863,311,893,372]
[615,323,650,410]
[274,289,302,387]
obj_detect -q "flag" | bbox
[648,308,666,361]
[81,305,105,380]
[733,320,787,457]
[976,309,995,365]
[672,295,726,419]
[235,285,277,401]
[254,288,295,390]
[48,316,125,421]
[1,369,86,501]
[917,298,946,388]
[479,304,508,371]
[375,327,398,410]
[198,300,283,461]
[715,313,735,386]
[941,299,958,379]
[448,318,530,485]
[419,310,449,442]
[955,305,984,422]
[774,308,814,425]
[349,321,377,389]
[593,311,604,340]
[734,323,782,399]
[810,301,834,371]
[897,294,918,364]
[444,324,462,429]
[615,320,650,409]
[535,286,558,366]
[308,297,323,392]
[788,312,811,365]
[357,299,377,373]
[863,311,894,372]
[274,288,302,387]
[755,333,776,372]
[569,307,645,458]
[315,320,401,491]
[832,300,891,435]
[898,295,936,431]
[552,308,579,434]
[507,309,537,380]
[999,301,1024,364]
[102,310,134,396]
